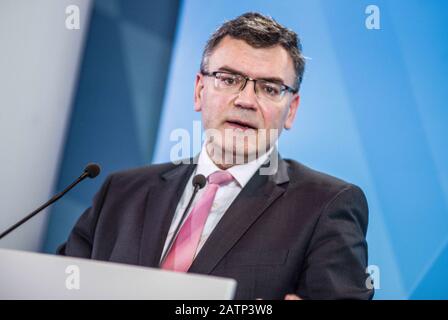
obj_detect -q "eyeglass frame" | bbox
[200,70,299,100]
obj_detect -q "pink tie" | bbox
[161,170,234,272]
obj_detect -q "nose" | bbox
[234,80,258,110]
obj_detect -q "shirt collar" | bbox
[196,143,274,188]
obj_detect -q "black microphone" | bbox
[0,163,101,240]
[159,174,207,266]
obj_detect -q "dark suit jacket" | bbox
[58,156,373,300]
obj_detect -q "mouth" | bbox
[225,119,258,131]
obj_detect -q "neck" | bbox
[205,143,270,170]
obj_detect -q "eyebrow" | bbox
[217,65,287,85]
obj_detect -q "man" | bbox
[58,12,373,300]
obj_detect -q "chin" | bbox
[206,128,272,165]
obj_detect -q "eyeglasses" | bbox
[201,70,298,103]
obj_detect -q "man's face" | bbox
[194,36,300,164]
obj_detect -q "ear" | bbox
[194,73,204,112]
[284,94,300,130]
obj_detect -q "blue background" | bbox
[43,0,448,299]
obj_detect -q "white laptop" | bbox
[0,248,237,299]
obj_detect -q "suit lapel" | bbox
[138,161,196,268]
[189,154,290,274]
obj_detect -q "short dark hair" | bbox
[200,12,305,90]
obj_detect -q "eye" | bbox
[217,73,239,86]
[261,83,281,96]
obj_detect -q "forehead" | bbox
[206,36,296,85]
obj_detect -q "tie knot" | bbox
[207,170,234,186]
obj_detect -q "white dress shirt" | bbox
[160,143,273,262]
